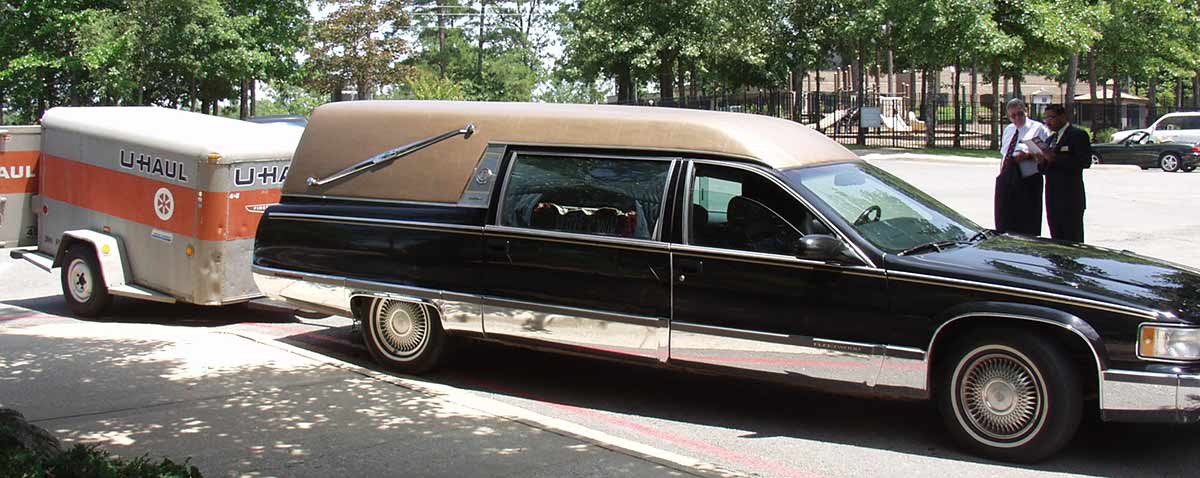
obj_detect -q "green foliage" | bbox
[400,68,468,100]
[1092,127,1116,144]
[537,78,607,103]
[304,0,410,99]
[0,425,201,478]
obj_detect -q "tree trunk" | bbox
[991,59,1001,150]
[1013,73,1023,99]
[1065,53,1078,114]
[926,68,938,148]
[437,0,446,76]
[887,49,894,96]
[1191,75,1200,109]
[250,78,257,117]
[919,69,927,120]
[677,59,687,106]
[657,49,675,106]
[1088,52,1098,128]
[616,61,632,103]
[970,65,977,124]
[477,0,486,83]
[1114,78,1123,128]
[954,59,962,149]
[239,78,248,120]
[1148,78,1158,127]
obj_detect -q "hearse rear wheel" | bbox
[361,298,446,374]
[60,245,112,317]
[936,330,1081,463]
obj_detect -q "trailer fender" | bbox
[52,230,132,290]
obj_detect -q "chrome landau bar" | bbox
[306,123,476,187]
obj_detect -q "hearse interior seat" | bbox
[531,202,639,238]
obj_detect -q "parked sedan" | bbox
[1092,131,1200,172]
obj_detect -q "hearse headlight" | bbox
[1139,325,1200,361]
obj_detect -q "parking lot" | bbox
[2,156,1199,477]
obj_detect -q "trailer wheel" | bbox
[60,245,112,317]
[360,298,446,374]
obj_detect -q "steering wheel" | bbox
[853,205,882,226]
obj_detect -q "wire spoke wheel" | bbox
[371,300,431,361]
[952,346,1048,448]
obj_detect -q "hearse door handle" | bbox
[677,258,703,282]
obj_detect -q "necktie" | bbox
[1003,127,1020,168]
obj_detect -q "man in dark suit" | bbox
[1038,104,1091,242]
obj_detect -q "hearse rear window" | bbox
[499,154,672,240]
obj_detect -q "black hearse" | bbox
[253,101,1200,462]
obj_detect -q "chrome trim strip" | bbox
[283,193,468,209]
[652,159,679,241]
[891,270,1159,319]
[484,225,670,252]
[1180,375,1200,414]
[931,312,1105,408]
[479,296,660,328]
[670,243,886,276]
[251,266,352,316]
[1136,322,1200,364]
[669,322,883,389]
[251,265,484,334]
[669,322,925,393]
[1101,370,1179,413]
[686,159,876,268]
[267,212,484,234]
[481,298,662,360]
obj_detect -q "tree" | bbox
[305,0,412,101]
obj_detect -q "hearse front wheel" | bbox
[361,298,446,374]
[936,330,1081,463]
[60,245,112,317]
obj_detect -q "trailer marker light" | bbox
[208,153,222,162]
[185,245,194,257]
[101,244,111,256]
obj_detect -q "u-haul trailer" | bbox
[0,125,41,247]
[10,107,303,316]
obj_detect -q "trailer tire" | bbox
[60,245,112,317]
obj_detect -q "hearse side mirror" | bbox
[794,234,859,264]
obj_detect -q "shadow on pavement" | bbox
[273,325,1200,477]
[0,321,690,478]
[2,294,297,326]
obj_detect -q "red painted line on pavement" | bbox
[465,376,828,478]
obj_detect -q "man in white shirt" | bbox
[994,98,1049,235]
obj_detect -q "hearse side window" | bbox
[500,154,671,240]
[689,164,830,255]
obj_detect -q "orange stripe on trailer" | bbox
[199,188,281,241]
[0,151,39,194]
[39,154,279,241]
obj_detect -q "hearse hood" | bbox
[886,234,1200,322]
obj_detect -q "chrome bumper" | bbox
[1101,370,1200,423]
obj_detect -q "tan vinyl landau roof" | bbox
[286,100,856,203]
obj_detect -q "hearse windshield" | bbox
[783,162,982,254]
